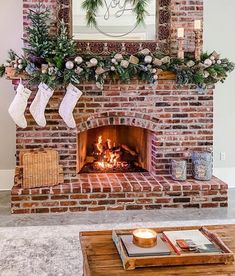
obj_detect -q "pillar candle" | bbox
[177,28,184,38]
[194,20,201,30]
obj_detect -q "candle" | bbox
[194,20,201,30]
[177,28,184,38]
[133,228,157,248]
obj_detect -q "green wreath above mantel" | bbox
[0,6,234,91]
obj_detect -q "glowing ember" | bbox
[97,161,106,169]
[93,135,132,170]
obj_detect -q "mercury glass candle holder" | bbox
[171,159,187,181]
[192,151,212,181]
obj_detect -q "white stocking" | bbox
[59,83,82,128]
[8,82,31,128]
[29,82,53,127]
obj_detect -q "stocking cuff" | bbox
[16,83,24,94]
[38,82,54,97]
[67,83,83,98]
[16,84,32,99]
[22,88,32,99]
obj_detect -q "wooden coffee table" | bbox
[80,224,235,276]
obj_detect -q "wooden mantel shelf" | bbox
[5,67,176,82]
[157,71,176,80]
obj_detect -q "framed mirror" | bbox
[72,0,157,41]
[57,0,172,54]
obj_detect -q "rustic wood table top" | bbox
[80,224,235,276]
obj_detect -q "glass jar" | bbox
[192,151,212,181]
[171,159,187,181]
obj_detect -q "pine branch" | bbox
[24,4,53,59]
[0,65,5,77]
[51,20,77,69]
[130,0,150,25]
[8,49,17,61]
[82,0,103,27]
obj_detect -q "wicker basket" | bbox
[19,149,64,188]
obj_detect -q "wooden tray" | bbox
[112,227,234,270]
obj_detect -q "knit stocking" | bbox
[59,83,83,128]
[8,82,31,128]
[29,82,53,127]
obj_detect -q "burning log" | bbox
[87,135,140,172]
[121,144,137,156]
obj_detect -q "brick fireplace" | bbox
[10,0,228,214]
[11,80,228,213]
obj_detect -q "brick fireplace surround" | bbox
[11,0,228,214]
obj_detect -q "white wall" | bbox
[0,1,23,190]
[204,0,235,187]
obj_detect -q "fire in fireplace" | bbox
[77,126,152,173]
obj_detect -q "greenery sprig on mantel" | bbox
[0,5,234,91]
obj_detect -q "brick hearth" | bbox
[11,173,228,214]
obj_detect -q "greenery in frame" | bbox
[81,0,151,27]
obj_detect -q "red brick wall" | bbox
[16,80,213,178]
[170,0,203,52]
[19,0,208,178]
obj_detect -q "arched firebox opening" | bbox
[77,125,153,173]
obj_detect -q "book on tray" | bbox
[120,235,171,257]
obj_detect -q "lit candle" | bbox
[194,20,201,30]
[133,228,157,248]
[177,28,184,38]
